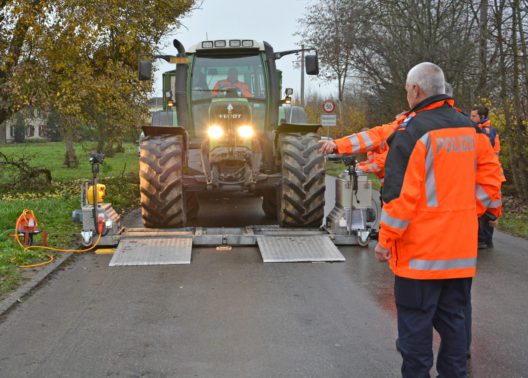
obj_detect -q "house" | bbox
[2,108,47,143]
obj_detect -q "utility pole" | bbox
[301,45,305,106]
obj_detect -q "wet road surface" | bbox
[0,178,527,377]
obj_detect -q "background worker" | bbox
[471,106,501,156]
[470,106,501,249]
[357,144,388,185]
[212,68,252,97]
[374,62,502,377]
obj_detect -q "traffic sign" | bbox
[322,100,336,113]
[321,114,337,127]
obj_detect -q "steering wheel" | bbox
[220,86,241,97]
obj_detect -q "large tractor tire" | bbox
[279,133,325,227]
[139,135,185,228]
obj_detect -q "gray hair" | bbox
[406,62,446,97]
[445,82,453,97]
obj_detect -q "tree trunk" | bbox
[510,0,528,199]
[477,0,489,97]
[496,0,522,196]
[63,128,78,168]
[0,106,8,144]
[0,125,6,144]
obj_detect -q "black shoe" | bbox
[467,350,471,359]
[396,338,401,354]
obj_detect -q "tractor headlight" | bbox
[207,125,224,139]
[237,125,255,139]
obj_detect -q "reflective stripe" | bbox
[348,135,360,153]
[359,131,374,151]
[420,133,438,207]
[381,209,409,230]
[370,162,380,173]
[476,184,502,208]
[409,257,477,271]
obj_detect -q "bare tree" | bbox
[297,0,362,103]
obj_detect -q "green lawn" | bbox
[0,142,139,297]
[0,142,138,183]
[498,196,528,239]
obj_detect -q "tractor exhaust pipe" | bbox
[173,39,189,128]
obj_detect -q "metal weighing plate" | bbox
[257,235,345,263]
[109,237,192,266]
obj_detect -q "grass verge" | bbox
[498,195,528,239]
[0,142,139,297]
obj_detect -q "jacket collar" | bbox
[409,94,453,113]
[478,118,491,127]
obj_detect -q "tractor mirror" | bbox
[285,88,293,96]
[305,54,319,75]
[138,60,153,81]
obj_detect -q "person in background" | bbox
[470,106,502,249]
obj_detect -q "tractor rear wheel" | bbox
[139,135,185,228]
[279,133,325,227]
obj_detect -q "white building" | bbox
[3,109,47,143]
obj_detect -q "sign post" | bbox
[321,100,337,137]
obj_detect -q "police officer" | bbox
[470,106,501,249]
[374,62,502,377]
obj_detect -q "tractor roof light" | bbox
[229,40,241,47]
[207,125,224,139]
[242,40,254,47]
[202,41,213,48]
[214,40,227,48]
[237,125,255,139]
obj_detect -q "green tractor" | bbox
[138,39,325,228]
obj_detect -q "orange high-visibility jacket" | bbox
[477,119,501,155]
[379,95,503,280]
[212,80,252,97]
[358,146,388,181]
[334,113,408,155]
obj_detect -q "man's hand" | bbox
[318,139,337,154]
[489,218,499,228]
[374,243,392,262]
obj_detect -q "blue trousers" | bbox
[464,292,471,353]
[478,215,494,245]
[395,276,472,378]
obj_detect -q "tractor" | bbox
[138,39,325,228]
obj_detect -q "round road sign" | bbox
[322,100,336,113]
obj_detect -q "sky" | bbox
[153,0,335,100]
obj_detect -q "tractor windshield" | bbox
[191,54,267,136]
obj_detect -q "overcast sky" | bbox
[153,0,334,100]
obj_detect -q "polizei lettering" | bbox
[436,135,475,153]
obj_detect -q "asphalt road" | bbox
[0,178,527,377]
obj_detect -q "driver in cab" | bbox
[212,68,252,97]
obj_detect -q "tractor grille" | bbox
[210,101,251,127]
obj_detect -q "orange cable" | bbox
[13,209,102,268]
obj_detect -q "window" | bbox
[190,54,268,136]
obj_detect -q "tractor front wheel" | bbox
[139,135,185,228]
[279,133,325,227]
